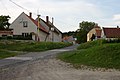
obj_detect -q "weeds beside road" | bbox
[58,40,120,70]
[0,40,72,59]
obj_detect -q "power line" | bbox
[9,0,46,18]
[9,0,30,12]
[0,0,11,15]
[9,0,78,29]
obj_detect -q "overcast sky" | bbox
[0,0,120,32]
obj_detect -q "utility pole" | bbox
[37,14,40,41]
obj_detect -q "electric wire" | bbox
[0,0,11,15]
[9,0,77,30]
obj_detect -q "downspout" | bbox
[44,27,51,42]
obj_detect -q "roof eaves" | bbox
[25,14,49,34]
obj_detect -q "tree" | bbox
[77,21,97,43]
[79,21,96,32]
[62,31,76,38]
[0,15,11,30]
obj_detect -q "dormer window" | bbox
[23,21,28,27]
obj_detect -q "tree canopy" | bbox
[79,21,96,32]
[0,15,11,30]
[77,21,97,43]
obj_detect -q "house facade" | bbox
[101,27,120,40]
[87,26,102,41]
[10,12,62,42]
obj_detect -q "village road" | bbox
[0,45,120,80]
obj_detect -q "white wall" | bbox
[10,12,37,35]
[101,28,106,39]
[87,28,96,41]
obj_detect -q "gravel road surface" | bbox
[0,45,120,80]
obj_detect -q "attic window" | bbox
[23,21,28,27]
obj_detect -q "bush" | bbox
[77,39,107,50]
[0,40,72,52]
[13,35,32,40]
[106,38,120,43]
[58,42,120,69]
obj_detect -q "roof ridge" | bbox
[25,13,49,33]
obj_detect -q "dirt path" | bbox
[0,58,120,80]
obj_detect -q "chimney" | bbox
[29,12,32,18]
[46,16,49,24]
[117,25,119,28]
[52,17,54,25]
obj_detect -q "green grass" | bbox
[0,49,19,59]
[58,40,120,69]
[0,40,72,59]
[0,40,72,52]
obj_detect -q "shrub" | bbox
[77,39,107,50]
[58,42,120,69]
[0,40,72,52]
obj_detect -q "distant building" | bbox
[62,36,76,44]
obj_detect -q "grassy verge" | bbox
[57,40,120,69]
[0,40,72,52]
[0,40,72,59]
[0,49,19,59]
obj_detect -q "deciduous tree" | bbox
[77,21,97,43]
[0,15,11,30]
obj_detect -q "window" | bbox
[23,21,28,27]
[22,33,29,37]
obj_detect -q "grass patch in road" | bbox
[57,41,120,69]
[0,40,72,52]
[0,40,72,59]
[0,49,19,59]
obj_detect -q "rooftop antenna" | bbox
[37,9,39,16]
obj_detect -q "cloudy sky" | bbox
[0,0,120,32]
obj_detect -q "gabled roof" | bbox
[0,30,13,35]
[36,18,62,34]
[25,13,49,34]
[95,29,102,37]
[62,36,74,42]
[103,27,120,38]
[94,26,101,28]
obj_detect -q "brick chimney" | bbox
[46,16,49,24]
[52,17,54,25]
[29,12,32,18]
[117,25,119,29]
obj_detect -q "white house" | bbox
[10,12,62,42]
[101,27,120,40]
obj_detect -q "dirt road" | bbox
[0,45,120,80]
[0,58,120,80]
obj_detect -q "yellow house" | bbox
[87,26,102,41]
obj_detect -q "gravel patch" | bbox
[0,58,120,80]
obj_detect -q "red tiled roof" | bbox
[0,30,13,35]
[95,29,102,37]
[94,26,100,28]
[26,14,49,34]
[103,27,120,38]
[62,36,74,41]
